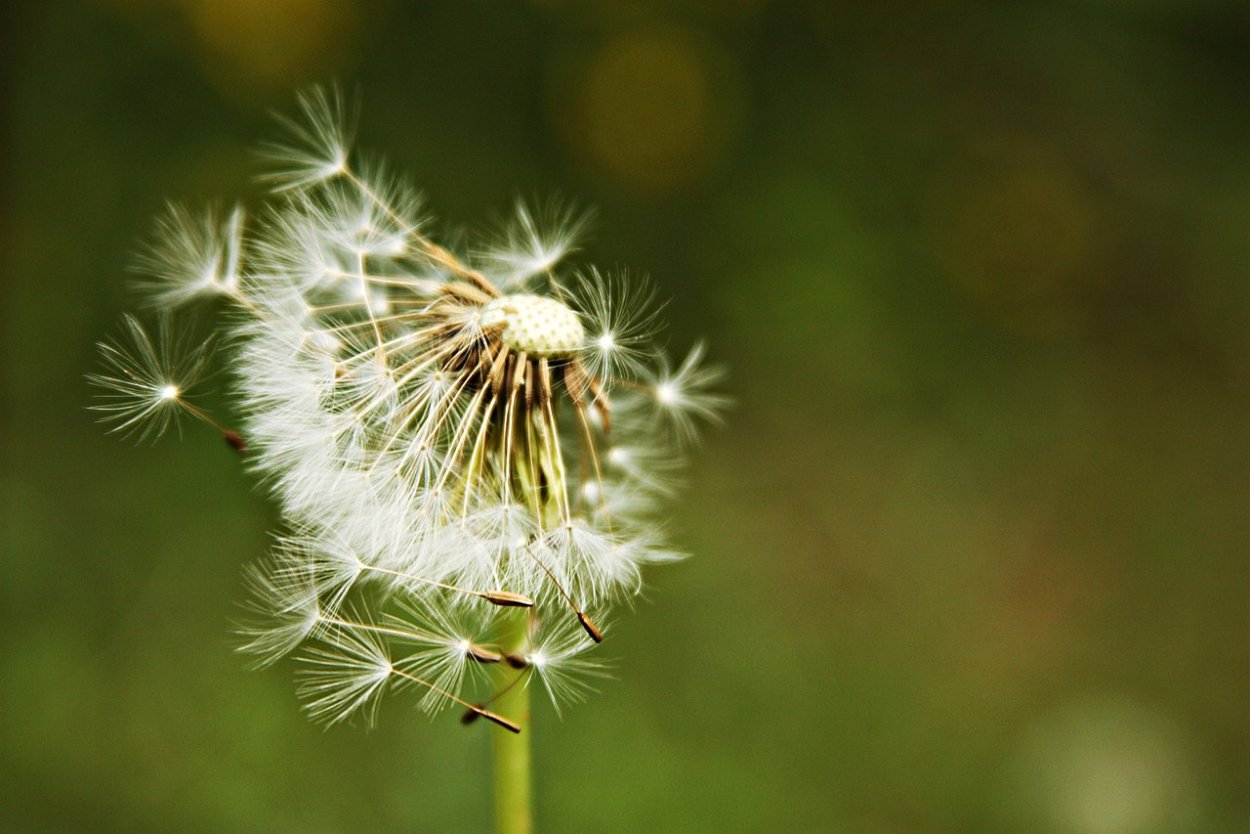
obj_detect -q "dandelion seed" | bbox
[640,342,730,445]
[88,315,214,442]
[477,200,590,290]
[297,625,394,726]
[259,85,356,191]
[132,204,246,307]
[523,615,611,715]
[236,557,323,669]
[570,268,663,387]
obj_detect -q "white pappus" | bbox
[90,86,725,730]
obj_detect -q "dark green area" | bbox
[4,1,1250,831]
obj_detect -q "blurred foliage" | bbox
[4,1,1250,832]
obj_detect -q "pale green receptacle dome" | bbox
[482,294,585,357]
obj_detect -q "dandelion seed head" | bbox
[102,86,727,728]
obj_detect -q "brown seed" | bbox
[577,611,604,643]
[478,708,522,734]
[482,590,535,608]
[537,358,553,405]
[563,362,587,407]
[223,430,248,454]
[509,351,527,399]
[466,644,504,664]
[487,348,510,395]
[504,652,529,670]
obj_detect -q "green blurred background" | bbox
[4,1,1250,831]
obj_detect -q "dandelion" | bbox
[92,86,725,833]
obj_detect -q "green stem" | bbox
[492,611,532,834]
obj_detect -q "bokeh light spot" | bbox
[1006,696,1204,834]
[103,0,365,100]
[551,27,742,194]
[924,140,1102,336]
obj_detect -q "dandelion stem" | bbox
[492,610,532,834]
